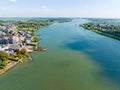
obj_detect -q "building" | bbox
[0,37,13,44]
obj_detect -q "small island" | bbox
[80,19,120,40]
[0,18,72,75]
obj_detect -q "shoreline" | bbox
[0,54,33,75]
[0,18,69,76]
[81,25,120,41]
[0,28,40,75]
[0,27,44,76]
[92,30,120,40]
[0,61,19,75]
[0,57,31,75]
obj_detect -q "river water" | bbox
[0,19,120,90]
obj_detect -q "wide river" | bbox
[0,19,120,90]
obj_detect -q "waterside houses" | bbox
[0,23,35,54]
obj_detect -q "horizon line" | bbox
[0,16,120,19]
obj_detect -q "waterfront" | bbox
[0,19,120,90]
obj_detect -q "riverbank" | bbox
[0,24,48,75]
[0,61,18,75]
[0,18,73,76]
[90,29,120,40]
[0,42,43,75]
[80,19,120,41]
[0,56,31,75]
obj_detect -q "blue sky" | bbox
[0,0,120,18]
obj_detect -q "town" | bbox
[0,18,72,73]
[0,18,52,71]
[0,21,39,70]
[0,23,36,52]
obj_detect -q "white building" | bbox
[12,36,19,43]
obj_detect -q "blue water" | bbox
[65,19,120,83]
[0,19,120,90]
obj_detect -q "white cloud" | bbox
[0,6,56,17]
[41,5,47,9]
[9,0,17,2]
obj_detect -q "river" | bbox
[0,19,120,90]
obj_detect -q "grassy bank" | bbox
[80,19,120,41]
[0,61,18,75]
[92,30,120,40]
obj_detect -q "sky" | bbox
[0,0,120,18]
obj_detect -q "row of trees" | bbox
[81,19,120,40]
[0,51,9,68]
[0,49,30,69]
[16,20,53,31]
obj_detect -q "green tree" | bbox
[20,49,27,55]
[33,36,38,42]
[0,51,9,61]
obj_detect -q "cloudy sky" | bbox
[0,0,120,18]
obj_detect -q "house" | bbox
[0,31,3,38]
[12,31,18,36]
[0,37,14,44]
[9,44,21,51]
[18,31,25,35]
[12,36,19,43]
[0,37,9,44]
[19,36,25,41]
[26,34,33,41]
[26,40,31,44]
[0,46,9,51]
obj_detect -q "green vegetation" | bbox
[16,49,30,59]
[0,51,9,69]
[16,20,52,31]
[81,19,120,40]
[0,49,30,68]
[16,18,72,31]
[32,36,39,42]
[48,18,72,23]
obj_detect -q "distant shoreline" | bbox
[80,19,120,41]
